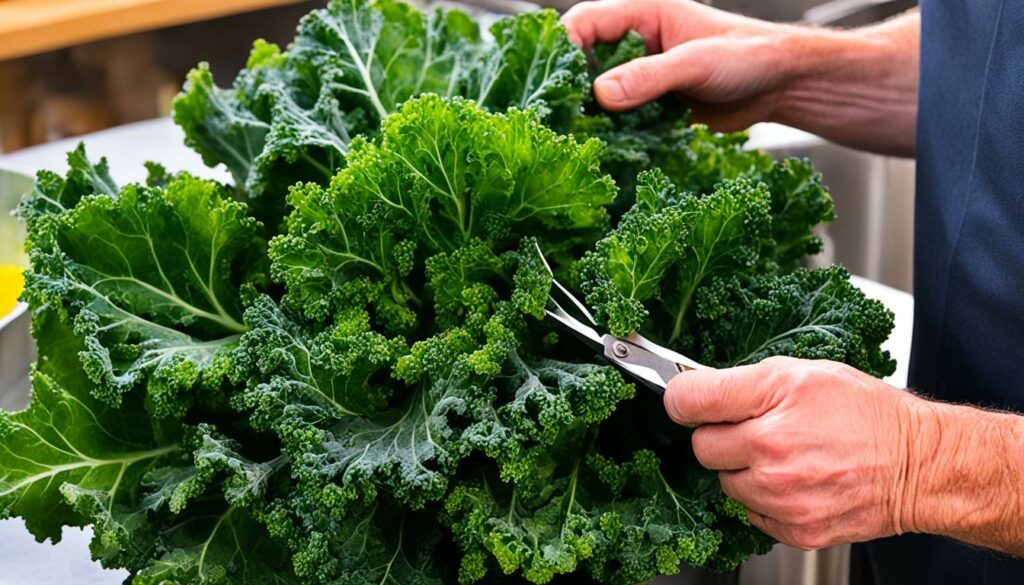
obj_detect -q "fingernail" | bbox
[597,76,626,103]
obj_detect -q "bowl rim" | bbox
[0,301,27,331]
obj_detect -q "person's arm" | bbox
[662,357,1024,553]
[561,0,920,157]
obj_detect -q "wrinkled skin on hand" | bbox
[664,356,914,550]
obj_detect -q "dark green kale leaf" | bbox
[0,311,179,543]
[0,311,297,583]
[443,448,766,585]
[574,32,834,264]
[692,266,896,377]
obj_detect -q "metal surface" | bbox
[804,0,917,27]
[601,333,707,393]
[748,124,916,293]
[0,165,34,410]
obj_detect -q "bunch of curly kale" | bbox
[0,1,895,584]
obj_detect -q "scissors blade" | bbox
[534,240,597,327]
[545,307,604,354]
[532,240,706,395]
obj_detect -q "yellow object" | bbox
[0,264,24,318]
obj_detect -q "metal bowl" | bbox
[0,164,34,411]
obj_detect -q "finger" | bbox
[688,98,775,133]
[718,469,774,513]
[748,509,833,551]
[664,362,782,426]
[560,0,664,51]
[593,43,712,111]
[691,422,752,471]
[746,510,794,542]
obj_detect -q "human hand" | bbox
[561,0,921,156]
[663,356,917,550]
[561,0,810,129]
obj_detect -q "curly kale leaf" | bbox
[235,294,405,423]
[5,6,900,583]
[238,287,631,520]
[1,311,296,583]
[130,503,297,585]
[574,169,771,341]
[174,0,588,203]
[758,157,835,270]
[262,493,445,585]
[270,95,614,324]
[692,266,897,377]
[20,163,262,416]
[17,144,119,228]
[444,449,756,585]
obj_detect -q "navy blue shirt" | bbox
[863,0,1024,583]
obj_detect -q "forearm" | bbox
[900,395,1024,554]
[771,12,920,157]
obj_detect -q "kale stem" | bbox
[669,284,697,344]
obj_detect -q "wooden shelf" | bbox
[0,0,308,61]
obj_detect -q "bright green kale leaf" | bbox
[174,0,588,203]
[270,95,613,324]
[692,266,897,377]
[0,311,180,543]
[574,170,771,341]
[17,145,118,230]
[21,166,262,417]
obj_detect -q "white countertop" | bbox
[0,118,914,585]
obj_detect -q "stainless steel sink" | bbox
[748,124,916,293]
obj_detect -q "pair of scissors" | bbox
[534,242,708,395]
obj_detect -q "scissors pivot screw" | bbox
[612,341,630,358]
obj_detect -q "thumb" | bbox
[663,363,781,426]
[594,44,709,111]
